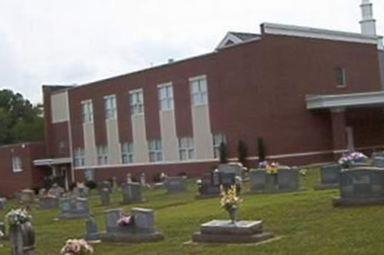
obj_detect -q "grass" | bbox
[1,168,384,255]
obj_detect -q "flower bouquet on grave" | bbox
[5,208,32,227]
[258,161,279,175]
[60,239,94,255]
[338,151,368,169]
[117,215,134,227]
[220,185,242,224]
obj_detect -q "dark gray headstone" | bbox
[334,168,384,206]
[9,222,36,255]
[249,170,266,193]
[85,216,100,241]
[48,184,64,198]
[100,188,111,206]
[122,183,143,204]
[218,164,243,177]
[105,208,123,233]
[321,164,341,185]
[373,157,384,168]
[73,187,89,198]
[39,197,59,210]
[98,181,112,194]
[132,208,155,233]
[19,190,35,204]
[0,198,6,210]
[164,177,187,193]
[59,197,90,220]
[277,168,299,191]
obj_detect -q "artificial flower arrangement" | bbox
[60,239,93,255]
[338,151,368,168]
[258,161,280,175]
[220,185,242,223]
[5,208,32,226]
[117,215,134,227]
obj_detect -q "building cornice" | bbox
[306,90,384,110]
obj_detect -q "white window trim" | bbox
[158,82,174,112]
[121,142,134,164]
[104,94,117,120]
[81,99,94,124]
[189,75,207,82]
[148,140,163,162]
[189,75,208,106]
[129,89,144,116]
[12,157,23,173]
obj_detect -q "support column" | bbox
[331,108,347,159]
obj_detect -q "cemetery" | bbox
[0,158,384,254]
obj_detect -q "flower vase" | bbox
[9,225,23,255]
[228,207,237,224]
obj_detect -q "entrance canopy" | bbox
[33,157,72,167]
[306,91,384,110]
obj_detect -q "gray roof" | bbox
[230,32,260,41]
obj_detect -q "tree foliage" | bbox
[0,89,44,145]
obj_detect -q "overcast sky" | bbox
[0,0,383,104]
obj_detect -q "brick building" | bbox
[1,0,384,196]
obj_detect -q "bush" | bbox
[85,180,97,190]
[219,142,228,164]
[237,140,248,168]
[257,137,266,162]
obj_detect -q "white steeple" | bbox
[360,0,376,35]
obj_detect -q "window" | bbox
[178,137,194,161]
[81,100,94,123]
[158,83,174,111]
[74,148,85,167]
[213,134,227,158]
[148,140,163,162]
[12,156,22,172]
[121,143,134,164]
[336,67,347,87]
[190,75,208,106]
[130,89,144,115]
[104,95,117,120]
[97,146,108,165]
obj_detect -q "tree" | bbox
[0,89,44,145]
[257,137,266,162]
[237,140,248,168]
[219,142,228,164]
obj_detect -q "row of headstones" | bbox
[198,167,300,197]
[316,163,384,206]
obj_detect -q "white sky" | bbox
[0,0,383,104]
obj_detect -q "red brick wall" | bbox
[0,143,47,197]
[44,33,383,183]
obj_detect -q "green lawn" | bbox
[1,168,384,255]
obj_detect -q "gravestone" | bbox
[197,173,221,198]
[140,173,146,186]
[100,188,111,206]
[0,198,6,210]
[48,184,64,198]
[315,164,341,190]
[19,190,35,205]
[39,196,59,210]
[218,164,243,177]
[98,181,112,194]
[101,207,164,243]
[0,222,5,239]
[277,168,299,192]
[126,173,132,184]
[9,222,36,255]
[333,168,384,206]
[192,220,274,244]
[249,167,300,193]
[249,170,267,193]
[73,186,89,198]
[373,157,384,168]
[164,177,187,193]
[85,216,100,242]
[59,197,90,220]
[122,183,143,204]
[112,177,118,192]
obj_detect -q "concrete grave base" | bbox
[192,220,274,244]
[315,183,339,190]
[100,231,164,243]
[333,197,384,207]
